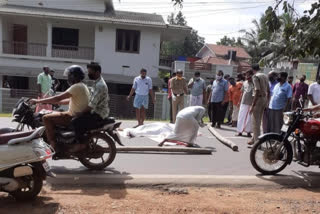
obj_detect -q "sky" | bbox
[113,0,318,44]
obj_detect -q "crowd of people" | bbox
[166,64,320,145]
[34,62,320,148]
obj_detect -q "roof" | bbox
[206,44,251,59]
[196,56,250,67]
[0,4,167,27]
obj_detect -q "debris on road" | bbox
[208,125,238,151]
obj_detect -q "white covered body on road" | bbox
[119,106,205,144]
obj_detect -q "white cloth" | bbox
[237,104,252,133]
[133,76,153,95]
[119,106,205,144]
[308,82,320,105]
[190,94,203,106]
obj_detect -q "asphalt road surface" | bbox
[0,118,319,177]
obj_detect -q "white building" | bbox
[0,0,190,92]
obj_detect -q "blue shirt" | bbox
[133,76,153,96]
[210,79,228,103]
[269,80,278,96]
[269,82,292,110]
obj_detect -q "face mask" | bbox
[195,77,200,81]
[88,73,95,80]
[216,75,222,80]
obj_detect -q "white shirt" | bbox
[133,76,153,96]
[308,82,320,105]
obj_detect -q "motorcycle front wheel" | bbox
[79,133,116,170]
[250,137,293,175]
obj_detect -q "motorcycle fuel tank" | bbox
[299,119,320,139]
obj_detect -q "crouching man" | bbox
[158,106,206,147]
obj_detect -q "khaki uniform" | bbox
[170,77,187,123]
[251,72,269,142]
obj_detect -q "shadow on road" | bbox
[0,195,59,214]
[49,167,132,199]
[256,171,320,192]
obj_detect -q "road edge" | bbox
[46,174,320,188]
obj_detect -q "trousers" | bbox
[172,96,184,123]
[251,98,268,142]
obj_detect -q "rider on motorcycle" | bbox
[71,62,110,142]
[30,65,90,151]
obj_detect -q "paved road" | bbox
[1,117,319,177]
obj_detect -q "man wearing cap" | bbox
[248,64,270,145]
[188,71,206,106]
[36,66,53,112]
[170,69,188,123]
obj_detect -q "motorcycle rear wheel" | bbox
[250,137,292,175]
[10,174,43,201]
[79,133,116,170]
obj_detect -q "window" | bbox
[52,27,79,48]
[116,29,140,53]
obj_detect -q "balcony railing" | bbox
[52,45,94,60]
[159,55,175,68]
[2,41,94,60]
[3,41,46,57]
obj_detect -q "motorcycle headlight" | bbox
[283,112,293,125]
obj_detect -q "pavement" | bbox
[1,117,320,187]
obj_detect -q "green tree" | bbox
[161,11,205,57]
[217,36,243,47]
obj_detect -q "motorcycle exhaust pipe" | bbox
[0,178,19,192]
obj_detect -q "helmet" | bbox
[63,65,85,81]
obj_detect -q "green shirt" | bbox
[37,72,52,94]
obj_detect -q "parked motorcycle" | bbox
[0,127,54,201]
[11,97,122,170]
[250,99,320,175]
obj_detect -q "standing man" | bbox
[228,77,243,127]
[127,69,155,127]
[208,70,229,128]
[168,72,176,123]
[288,76,294,88]
[248,64,270,145]
[50,69,60,94]
[188,71,206,106]
[237,69,254,137]
[263,70,278,132]
[292,75,309,109]
[36,66,53,112]
[222,74,231,124]
[170,69,188,123]
[206,79,214,122]
[267,72,292,133]
[307,76,320,106]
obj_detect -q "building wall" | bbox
[94,24,161,79]
[6,0,106,12]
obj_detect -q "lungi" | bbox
[237,104,252,133]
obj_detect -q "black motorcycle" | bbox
[9,97,123,170]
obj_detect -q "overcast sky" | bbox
[113,0,317,44]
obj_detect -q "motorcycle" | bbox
[10,97,123,170]
[250,98,320,175]
[0,127,54,201]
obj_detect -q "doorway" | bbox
[13,24,28,55]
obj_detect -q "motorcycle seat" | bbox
[0,131,34,145]
[101,117,115,125]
